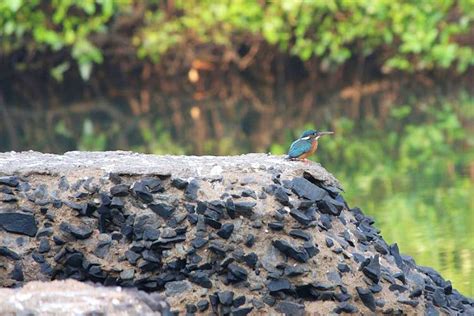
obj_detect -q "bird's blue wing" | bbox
[288,138,312,158]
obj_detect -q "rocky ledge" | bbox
[0,151,472,315]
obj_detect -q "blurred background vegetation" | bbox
[0,0,473,295]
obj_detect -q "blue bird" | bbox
[287,130,334,161]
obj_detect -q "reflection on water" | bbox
[1,85,473,296]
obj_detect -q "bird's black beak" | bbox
[317,131,334,137]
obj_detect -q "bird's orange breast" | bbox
[299,140,318,159]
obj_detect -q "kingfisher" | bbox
[287,130,334,161]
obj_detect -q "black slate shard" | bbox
[303,241,319,257]
[356,287,376,312]
[189,271,212,288]
[397,299,419,307]
[290,209,313,225]
[227,263,248,282]
[319,214,332,230]
[60,222,93,240]
[0,176,19,187]
[0,212,38,237]
[217,291,234,305]
[131,181,153,203]
[149,203,175,219]
[110,184,129,196]
[243,252,258,269]
[389,243,405,272]
[231,307,253,316]
[0,246,20,260]
[185,179,199,200]
[217,223,234,239]
[171,178,188,190]
[196,300,209,312]
[361,254,381,283]
[241,189,257,199]
[141,177,164,193]
[232,296,246,309]
[334,302,359,314]
[338,263,350,273]
[316,197,341,216]
[268,222,284,231]
[234,201,256,217]
[208,241,227,257]
[290,177,327,201]
[273,240,309,263]
[11,262,24,281]
[245,234,255,247]
[38,238,51,253]
[389,284,407,293]
[289,229,311,241]
[274,186,290,206]
[276,301,305,316]
[326,237,334,248]
[268,278,292,294]
[191,237,208,249]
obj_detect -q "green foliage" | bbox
[1,0,473,78]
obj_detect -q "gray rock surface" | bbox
[0,151,472,315]
[0,280,168,315]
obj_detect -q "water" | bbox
[1,85,473,296]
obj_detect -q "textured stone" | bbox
[356,287,376,312]
[290,177,327,201]
[0,212,37,237]
[273,240,309,263]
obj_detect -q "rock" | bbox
[290,177,327,201]
[233,296,246,308]
[0,176,19,187]
[131,182,153,203]
[389,284,408,293]
[149,203,175,219]
[217,223,234,239]
[289,209,312,225]
[272,240,309,263]
[234,202,256,217]
[338,263,350,273]
[189,271,212,288]
[241,189,257,199]
[362,255,381,283]
[243,252,258,269]
[38,238,51,253]
[60,222,93,240]
[191,237,207,249]
[120,269,135,280]
[185,179,199,200]
[185,304,197,313]
[275,301,305,316]
[289,229,311,241]
[0,246,20,260]
[196,300,209,312]
[268,278,292,293]
[171,178,188,189]
[218,291,234,305]
[125,250,141,265]
[356,287,376,312]
[231,306,253,316]
[245,234,255,247]
[274,187,290,206]
[334,302,358,314]
[165,280,192,296]
[432,288,447,308]
[268,222,284,231]
[11,262,24,281]
[0,211,38,237]
[208,241,227,256]
[227,263,248,282]
[397,298,419,307]
[110,184,129,196]
[326,237,334,248]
